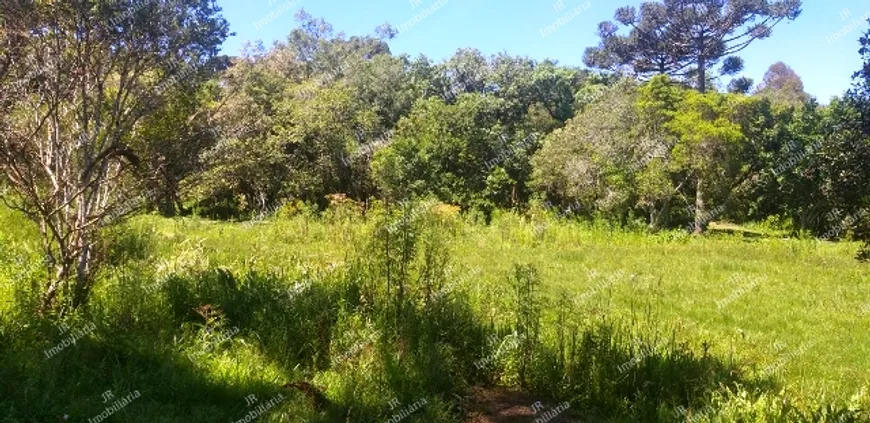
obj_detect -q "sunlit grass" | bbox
[454,215,870,400]
[125,209,870,399]
[2,204,868,421]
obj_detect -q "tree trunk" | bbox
[72,232,94,309]
[157,189,178,217]
[649,201,670,230]
[694,177,707,234]
[697,29,707,93]
[41,262,71,314]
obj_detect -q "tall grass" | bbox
[0,202,868,422]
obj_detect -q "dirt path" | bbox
[465,387,578,423]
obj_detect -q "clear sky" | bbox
[217,0,870,102]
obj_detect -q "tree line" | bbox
[1,0,870,311]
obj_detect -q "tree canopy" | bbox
[584,0,802,92]
[755,61,811,107]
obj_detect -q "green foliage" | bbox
[530,73,835,234]
[0,0,232,312]
[666,89,749,233]
[134,82,225,216]
[373,94,539,211]
[533,76,758,230]
[856,21,870,98]
[507,264,541,389]
[532,79,643,217]
[186,18,593,218]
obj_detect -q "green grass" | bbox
[1,204,869,422]
[114,211,870,397]
[457,214,870,399]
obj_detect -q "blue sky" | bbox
[217,0,870,102]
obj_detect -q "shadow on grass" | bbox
[515,319,779,422]
[153,268,485,422]
[0,264,370,422]
[151,268,783,422]
[0,265,781,423]
[0,323,292,423]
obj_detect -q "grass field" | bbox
[1,203,869,422]
[461,215,870,398]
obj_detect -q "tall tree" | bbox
[133,81,225,217]
[755,61,810,107]
[668,86,748,233]
[858,21,870,89]
[438,48,492,99]
[189,15,405,215]
[585,0,802,93]
[373,93,543,211]
[532,79,649,220]
[0,0,229,311]
[855,20,870,135]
